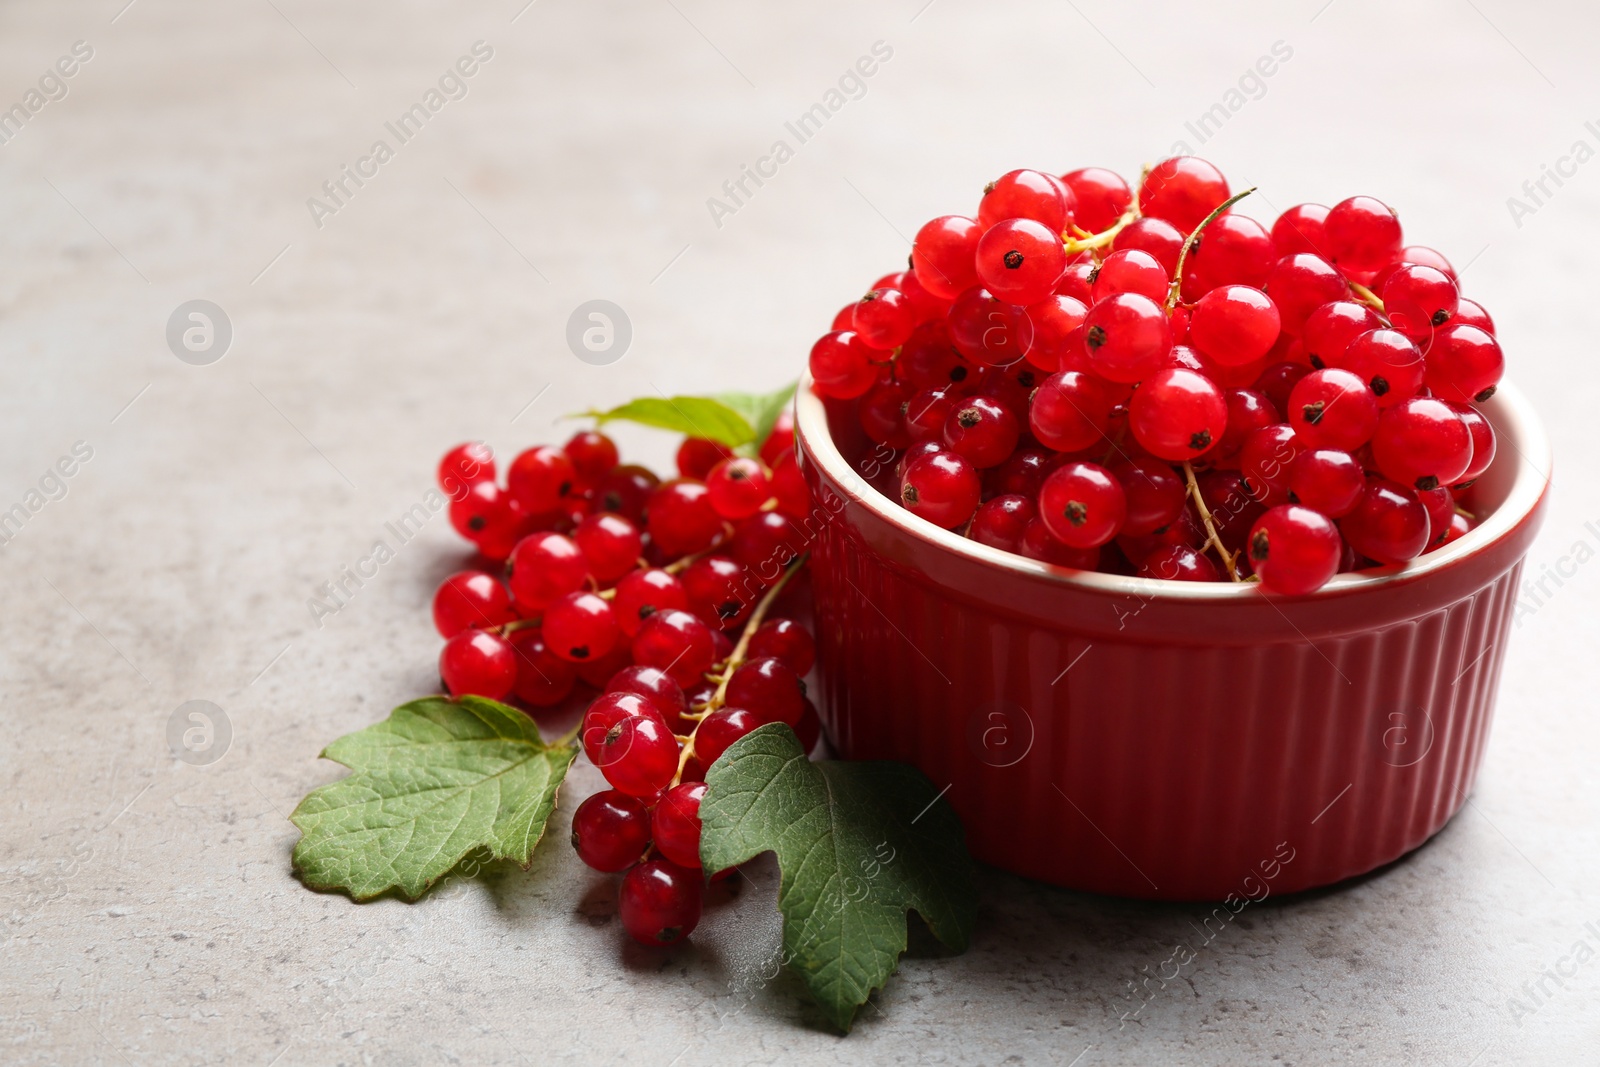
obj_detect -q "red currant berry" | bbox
[978,168,1074,231]
[563,431,618,484]
[946,286,1033,367]
[439,629,518,700]
[570,789,651,872]
[1054,259,1097,303]
[676,437,731,480]
[731,510,804,577]
[1447,402,1496,486]
[794,696,822,754]
[904,385,960,442]
[859,380,913,450]
[1189,285,1281,367]
[611,568,689,637]
[1239,423,1304,506]
[1092,248,1169,304]
[647,479,723,558]
[1302,300,1383,368]
[1424,323,1503,404]
[449,479,510,540]
[726,656,804,727]
[911,215,982,300]
[1039,461,1126,549]
[1324,196,1403,273]
[606,664,689,732]
[1139,156,1229,231]
[1181,213,1274,297]
[1287,448,1364,517]
[1417,484,1455,546]
[1109,457,1186,537]
[652,782,707,869]
[1371,397,1473,490]
[969,493,1035,554]
[543,591,620,663]
[1083,293,1173,384]
[1138,543,1220,582]
[705,458,771,521]
[1254,361,1313,415]
[632,608,718,688]
[1329,327,1424,407]
[1440,511,1473,547]
[438,441,495,497]
[680,554,755,630]
[759,408,795,468]
[694,706,762,767]
[1060,166,1132,231]
[747,618,815,677]
[1210,387,1280,466]
[1117,507,1203,567]
[1019,296,1090,373]
[1340,477,1430,564]
[574,512,643,584]
[1129,367,1227,460]
[1453,298,1495,334]
[900,268,951,324]
[809,330,878,400]
[852,287,915,350]
[986,447,1052,498]
[508,629,578,707]
[1289,368,1380,451]
[1381,264,1458,342]
[975,218,1067,306]
[592,712,678,797]
[1198,469,1265,548]
[942,396,1020,469]
[900,450,981,529]
[582,690,669,761]
[1113,216,1184,276]
[595,464,660,525]
[768,449,812,520]
[619,859,703,946]
[1029,370,1120,452]
[507,532,588,613]
[507,445,576,515]
[433,571,516,638]
[1270,204,1330,258]
[1266,253,1348,335]
[1248,505,1343,595]
[894,321,971,391]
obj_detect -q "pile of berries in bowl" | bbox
[808,157,1504,594]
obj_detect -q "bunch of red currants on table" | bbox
[430,425,819,946]
[810,157,1503,594]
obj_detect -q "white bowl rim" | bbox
[793,372,1551,600]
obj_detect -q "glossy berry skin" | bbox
[731,511,804,577]
[1254,361,1312,415]
[976,218,1067,306]
[1189,285,1281,367]
[1138,544,1220,582]
[1454,298,1495,335]
[1332,328,1424,407]
[727,656,804,727]
[987,447,1052,498]
[433,571,516,637]
[705,458,771,521]
[1084,292,1173,383]
[747,618,816,677]
[507,445,576,515]
[694,706,762,767]
[680,554,755,630]
[619,859,703,946]
[507,532,588,613]
[1182,213,1274,297]
[1448,402,1497,486]
[978,168,1074,231]
[563,430,619,484]
[1129,367,1228,460]
[900,450,981,529]
[438,441,495,497]
[1113,216,1185,276]
[570,789,651,873]
[1287,448,1365,517]
[606,664,689,729]
[574,513,643,584]
[809,330,878,400]
[439,629,518,701]
[647,479,723,558]
[1302,300,1383,368]
[1020,294,1089,371]
[946,286,1033,367]
[1139,156,1229,231]
[859,380,913,449]
[1030,370,1120,452]
[449,479,512,540]
[611,568,689,637]
[943,396,1020,468]
[508,630,577,706]
[1239,424,1304,506]
[1425,323,1504,403]
[1381,264,1458,342]
[581,691,670,765]
[676,437,731,480]
[851,287,915,350]
[911,215,982,300]
[895,321,970,390]
[1109,457,1186,537]
[1270,203,1329,258]
[1340,477,1430,564]
[1061,166,1132,231]
[1092,249,1169,304]
[1371,397,1473,490]
[1039,462,1126,549]
[1323,196,1403,273]
[1266,254,1347,336]
[596,464,661,524]
[652,782,707,869]
[970,494,1036,553]
[1418,485,1455,547]
[1211,388,1280,465]
[543,591,620,663]
[1289,368,1380,451]
[632,608,718,688]
[1248,505,1343,595]
[592,711,678,797]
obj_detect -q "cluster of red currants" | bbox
[431,424,819,945]
[809,157,1504,594]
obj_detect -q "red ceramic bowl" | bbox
[794,375,1550,900]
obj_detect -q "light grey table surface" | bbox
[2,1,1596,1063]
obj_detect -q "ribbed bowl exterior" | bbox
[794,380,1549,900]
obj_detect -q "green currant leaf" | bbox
[713,381,796,455]
[290,696,577,901]
[578,396,755,449]
[699,724,976,1032]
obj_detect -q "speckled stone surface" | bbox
[1,1,1597,1063]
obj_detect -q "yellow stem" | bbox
[1062,207,1138,255]
[1166,187,1257,312]
[1182,461,1242,582]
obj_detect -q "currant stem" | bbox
[1181,460,1242,582]
[668,551,810,785]
[1347,279,1388,316]
[1062,207,1138,255]
[489,617,541,635]
[663,537,728,575]
[1165,186,1258,312]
